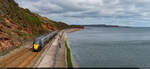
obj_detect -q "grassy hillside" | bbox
[0,0,69,53]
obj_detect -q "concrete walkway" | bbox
[36,31,66,67]
[55,31,66,67]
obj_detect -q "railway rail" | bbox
[0,31,59,67]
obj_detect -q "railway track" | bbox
[0,33,57,68]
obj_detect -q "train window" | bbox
[34,41,40,44]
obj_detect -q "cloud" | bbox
[15,0,150,27]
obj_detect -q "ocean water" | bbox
[67,26,150,67]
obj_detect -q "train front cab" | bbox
[33,40,42,52]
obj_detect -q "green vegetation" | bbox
[0,48,12,56]
[21,33,27,40]
[70,25,84,28]
[65,40,73,68]
[55,22,70,30]
[0,46,18,56]
[14,30,28,40]
[28,33,33,37]
[0,0,73,54]
[0,15,5,23]
[24,14,41,27]
[14,30,22,35]
[50,22,55,27]
[7,29,11,36]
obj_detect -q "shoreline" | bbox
[66,28,83,33]
[65,28,83,68]
[66,38,79,68]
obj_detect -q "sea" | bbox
[67,26,150,67]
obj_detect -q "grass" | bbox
[0,49,12,56]
[24,14,41,27]
[65,40,73,68]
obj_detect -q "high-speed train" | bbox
[33,31,57,52]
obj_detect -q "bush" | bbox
[21,33,27,40]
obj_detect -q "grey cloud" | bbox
[14,0,150,26]
[15,0,150,18]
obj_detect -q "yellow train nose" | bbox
[34,44,38,50]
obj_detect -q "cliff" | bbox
[0,0,69,52]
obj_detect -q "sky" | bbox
[15,0,150,27]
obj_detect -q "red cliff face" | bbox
[0,0,69,53]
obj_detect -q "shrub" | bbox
[21,33,27,40]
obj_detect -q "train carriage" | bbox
[32,31,57,52]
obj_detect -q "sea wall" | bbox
[65,28,83,68]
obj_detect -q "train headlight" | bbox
[34,44,38,50]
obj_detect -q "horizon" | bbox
[15,0,150,27]
[70,24,150,27]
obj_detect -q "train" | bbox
[32,31,57,52]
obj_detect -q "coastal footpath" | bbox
[35,28,82,68]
